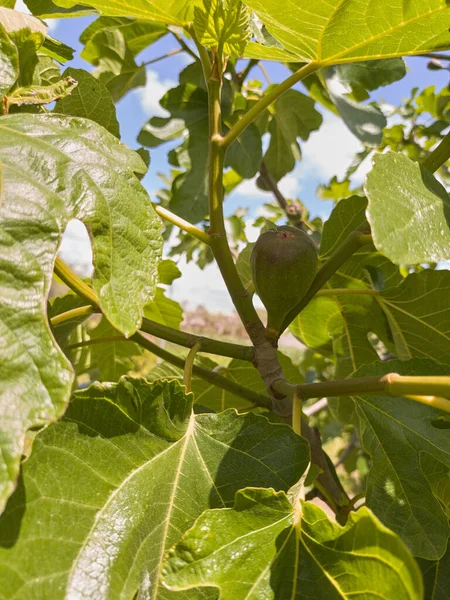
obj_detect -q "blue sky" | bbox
[23,4,449,311]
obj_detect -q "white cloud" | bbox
[300,111,366,182]
[58,220,93,277]
[137,69,177,117]
[171,256,236,313]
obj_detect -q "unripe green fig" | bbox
[251,226,318,335]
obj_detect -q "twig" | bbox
[153,204,211,245]
[142,48,183,67]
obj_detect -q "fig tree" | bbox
[251,226,318,336]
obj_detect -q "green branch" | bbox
[52,258,254,361]
[203,45,264,338]
[273,374,450,413]
[222,61,320,150]
[280,230,372,334]
[153,204,211,245]
[422,131,450,174]
[140,317,254,361]
[132,333,269,407]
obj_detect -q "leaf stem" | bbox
[315,288,378,297]
[132,332,269,407]
[152,204,211,245]
[273,373,450,412]
[184,341,202,393]
[54,257,98,307]
[51,305,96,327]
[280,229,372,334]
[292,391,302,436]
[422,131,450,173]
[222,61,320,150]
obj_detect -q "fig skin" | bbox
[251,226,318,335]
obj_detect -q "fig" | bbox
[251,226,318,335]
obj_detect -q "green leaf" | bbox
[0,378,309,598]
[163,488,422,599]
[0,1,15,8]
[378,270,450,363]
[352,358,450,559]
[264,88,322,181]
[80,16,166,58]
[325,66,386,146]
[193,0,250,57]
[51,0,202,26]
[144,287,184,330]
[24,0,94,17]
[418,543,450,600]
[55,68,120,137]
[317,176,353,201]
[236,242,254,293]
[224,121,261,178]
[88,318,143,382]
[40,35,74,62]
[4,75,77,112]
[0,113,162,509]
[35,51,60,85]
[333,59,407,93]
[243,0,450,64]
[158,259,182,285]
[0,23,18,99]
[365,151,450,264]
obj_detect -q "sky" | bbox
[18,2,450,313]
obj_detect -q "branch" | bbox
[273,374,450,412]
[204,44,265,337]
[222,61,320,150]
[153,204,211,245]
[171,30,198,62]
[280,229,372,334]
[132,333,270,408]
[53,258,255,362]
[140,317,254,361]
[258,161,304,228]
[422,131,450,174]
[142,48,182,67]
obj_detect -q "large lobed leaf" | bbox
[0,113,162,510]
[352,359,450,559]
[244,0,450,64]
[48,0,203,26]
[163,488,422,599]
[365,151,450,264]
[0,378,309,599]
